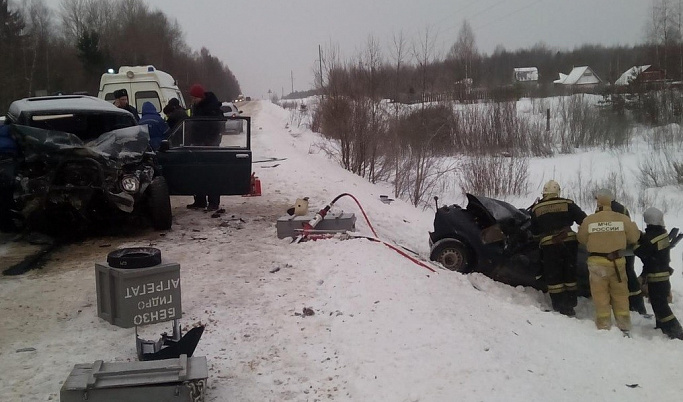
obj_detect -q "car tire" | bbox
[107,247,161,269]
[147,176,172,230]
[432,241,472,273]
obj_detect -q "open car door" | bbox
[156,116,252,195]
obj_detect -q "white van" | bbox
[97,65,187,116]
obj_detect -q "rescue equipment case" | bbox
[276,211,356,239]
[60,354,207,402]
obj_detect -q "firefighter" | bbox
[594,188,648,315]
[577,192,640,334]
[634,207,683,340]
[530,180,587,316]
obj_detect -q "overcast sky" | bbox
[49,0,651,100]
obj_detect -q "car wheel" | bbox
[107,247,161,268]
[433,241,471,273]
[147,176,172,230]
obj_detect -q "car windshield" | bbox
[27,112,137,142]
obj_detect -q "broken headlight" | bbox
[120,175,140,193]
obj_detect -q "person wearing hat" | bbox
[577,192,640,335]
[634,207,683,340]
[530,180,587,316]
[113,88,140,122]
[593,188,648,316]
[162,97,188,130]
[185,83,223,211]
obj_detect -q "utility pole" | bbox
[290,70,294,95]
[319,44,324,100]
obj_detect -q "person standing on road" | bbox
[530,180,587,316]
[162,98,188,131]
[185,83,223,211]
[113,89,140,122]
[0,122,18,232]
[634,207,683,340]
[594,188,648,315]
[577,192,640,335]
[138,102,169,151]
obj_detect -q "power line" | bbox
[431,0,483,27]
[469,0,507,22]
[437,0,508,37]
[473,0,545,32]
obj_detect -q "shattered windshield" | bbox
[11,124,150,165]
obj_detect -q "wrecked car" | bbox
[1,95,255,234]
[429,193,590,293]
[1,95,171,233]
[5,124,171,233]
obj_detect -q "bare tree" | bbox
[389,30,407,197]
[22,0,53,96]
[647,0,681,75]
[412,25,439,108]
[447,19,478,81]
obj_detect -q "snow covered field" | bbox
[1,100,682,401]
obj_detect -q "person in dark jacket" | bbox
[138,102,169,151]
[162,98,188,131]
[634,207,683,340]
[594,188,648,315]
[185,84,223,211]
[0,123,18,232]
[530,180,587,316]
[113,88,140,122]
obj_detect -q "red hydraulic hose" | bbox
[301,193,436,273]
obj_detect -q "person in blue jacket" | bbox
[0,122,18,231]
[138,102,169,151]
[0,122,17,155]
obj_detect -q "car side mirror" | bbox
[239,110,243,114]
[158,140,169,152]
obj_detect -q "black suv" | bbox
[1,95,171,233]
[1,95,253,234]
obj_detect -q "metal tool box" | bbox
[95,261,182,328]
[276,211,356,239]
[60,355,207,402]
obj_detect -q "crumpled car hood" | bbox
[467,193,530,226]
[12,124,150,168]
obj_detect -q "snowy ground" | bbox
[1,100,683,401]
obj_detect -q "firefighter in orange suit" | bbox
[577,192,640,334]
[634,207,683,340]
[593,189,648,315]
[530,180,587,316]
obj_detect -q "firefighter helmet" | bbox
[643,207,665,226]
[542,180,560,197]
[595,188,614,207]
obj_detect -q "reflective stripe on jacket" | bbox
[577,207,640,253]
[530,196,586,242]
[634,225,670,276]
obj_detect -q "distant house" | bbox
[513,67,539,83]
[615,65,666,86]
[553,66,602,86]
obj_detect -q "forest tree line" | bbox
[0,0,241,112]
[305,1,683,102]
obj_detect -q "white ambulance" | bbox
[97,65,187,116]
